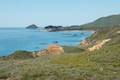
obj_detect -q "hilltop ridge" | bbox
[80,14,120,29]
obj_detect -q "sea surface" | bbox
[0,28,93,56]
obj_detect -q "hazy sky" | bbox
[0,0,120,27]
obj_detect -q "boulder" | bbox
[32,44,64,57]
[47,44,64,55]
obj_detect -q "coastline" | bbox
[45,29,95,32]
[56,30,95,33]
[0,29,94,57]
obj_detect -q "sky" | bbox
[0,0,120,27]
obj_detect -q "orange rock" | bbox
[37,49,49,56]
[32,49,49,57]
[32,44,64,57]
[47,44,64,55]
[81,40,89,46]
[87,39,111,52]
[87,43,102,52]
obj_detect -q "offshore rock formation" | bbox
[26,24,38,29]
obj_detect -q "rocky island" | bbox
[26,24,39,29]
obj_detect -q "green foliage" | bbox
[8,50,33,59]
[87,26,120,41]
[63,46,84,53]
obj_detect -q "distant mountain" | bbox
[80,14,120,29]
[26,24,38,29]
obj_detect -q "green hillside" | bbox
[80,14,120,29]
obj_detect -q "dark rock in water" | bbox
[81,32,84,35]
[35,46,40,49]
[53,41,58,44]
[73,34,77,37]
[26,24,38,29]
[62,33,72,36]
[39,43,48,45]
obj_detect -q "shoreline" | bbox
[56,30,95,33]
[45,29,95,33]
[0,30,95,57]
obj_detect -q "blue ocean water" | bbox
[0,28,93,56]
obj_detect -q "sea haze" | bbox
[0,28,93,56]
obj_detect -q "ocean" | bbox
[0,28,93,56]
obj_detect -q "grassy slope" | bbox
[80,14,120,30]
[0,27,120,80]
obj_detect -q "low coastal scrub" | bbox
[0,26,120,80]
[62,46,84,53]
[8,51,33,59]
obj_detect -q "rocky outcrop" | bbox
[80,40,90,46]
[117,31,120,34]
[32,44,64,57]
[48,44,64,55]
[87,39,111,52]
[32,49,49,57]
